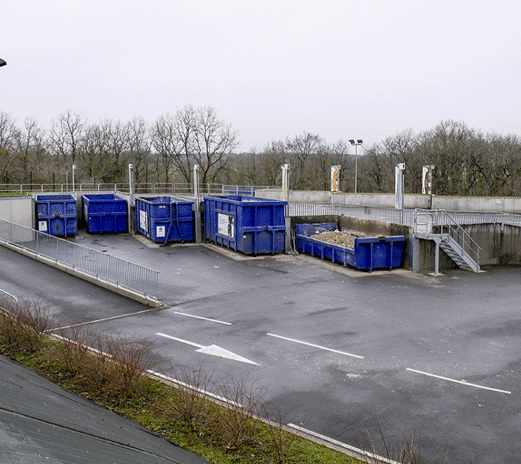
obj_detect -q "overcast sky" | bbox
[2,1,520,151]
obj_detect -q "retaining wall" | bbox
[0,197,34,228]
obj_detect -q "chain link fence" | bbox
[0,218,159,300]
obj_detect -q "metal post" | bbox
[72,165,76,192]
[349,139,363,193]
[193,165,202,243]
[281,164,291,253]
[128,164,134,234]
[281,164,290,203]
[434,240,440,275]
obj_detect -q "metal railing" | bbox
[286,202,417,225]
[0,183,279,197]
[0,219,159,300]
[286,201,521,228]
[414,209,481,267]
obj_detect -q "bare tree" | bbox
[13,117,48,183]
[126,117,153,184]
[0,112,20,183]
[150,113,179,183]
[190,106,239,184]
[285,132,322,189]
[49,109,86,163]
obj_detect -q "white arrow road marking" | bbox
[156,332,259,365]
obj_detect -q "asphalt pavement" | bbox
[2,233,521,464]
[0,354,210,464]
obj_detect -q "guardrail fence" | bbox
[0,218,159,300]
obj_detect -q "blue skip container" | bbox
[295,223,405,271]
[35,194,77,237]
[82,194,128,234]
[204,195,286,255]
[135,196,194,243]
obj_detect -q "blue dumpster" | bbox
[135,196,194,243]
[82,194,127,234]
[35,194,77,237]
[204,195,286,255]
[295,222,405,271]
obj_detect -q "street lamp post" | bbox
[349,139,363,193]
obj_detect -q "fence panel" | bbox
[0,218,159,300]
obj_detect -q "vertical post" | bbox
[281,164,291,252]
[395,163,405,223]
[72,165,77,193]
[193,164,202,243]
[434,240,440,275]
[281,164,290,203]
[422,165,435,210]
[128,164,134,234]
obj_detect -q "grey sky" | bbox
[2,1,519,151]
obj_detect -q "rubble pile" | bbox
[313,229,357,249]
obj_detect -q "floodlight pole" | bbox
[349,139,363,193]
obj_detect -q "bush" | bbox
[0,296,51,355]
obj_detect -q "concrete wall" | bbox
[0,197,34,228]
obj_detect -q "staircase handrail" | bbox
[414,209,481,267]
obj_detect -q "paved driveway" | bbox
[2,234,521,464]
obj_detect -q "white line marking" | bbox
[173,311,231,326]
[287,423,401,464]
[267,333,364,359]
[47,307,161,333]
[147,370,242,407]
[406,368,512,395]
[156,332,204,348]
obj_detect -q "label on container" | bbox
[38,220,48,232]
[218,213,234,238]
[156,225,166,238]
[140,211,148,231]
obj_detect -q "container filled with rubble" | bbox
[294,222,405,271]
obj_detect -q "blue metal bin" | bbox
[82,194,127,234]
[295,223,405,271]
[204,195,286,255]
[35,194,77,237]
[135,196,194,243]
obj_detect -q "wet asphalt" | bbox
[1,232,521,463]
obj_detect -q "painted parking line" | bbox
[173,311,231,326]
[156,332,259,365]
[406,368,512,395]
[267,333,364,359]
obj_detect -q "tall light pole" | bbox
[349,139,363,193]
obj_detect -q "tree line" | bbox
[1,108,520,196]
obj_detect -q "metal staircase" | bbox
[415,210,481,273]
